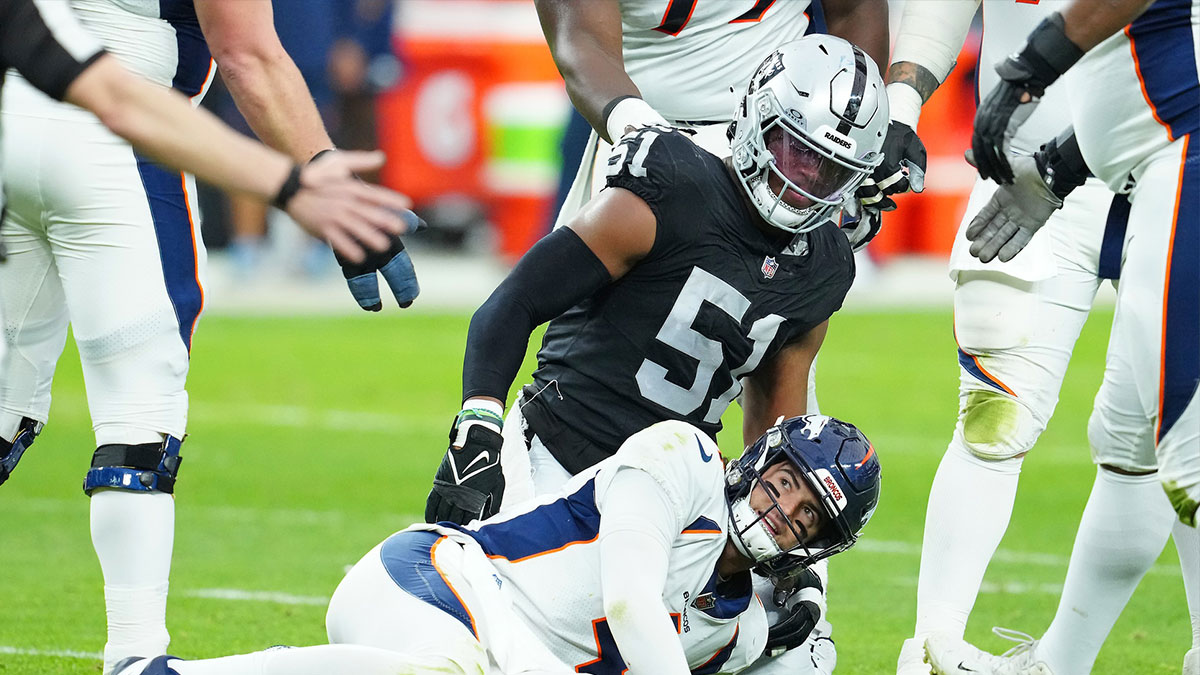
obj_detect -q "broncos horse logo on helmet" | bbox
[729,35,888,235]
[725,414,881,585]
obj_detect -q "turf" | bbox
[0,309,1189,674]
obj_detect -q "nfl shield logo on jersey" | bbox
[761,256,778,279]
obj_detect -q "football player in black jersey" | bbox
[428,33,885,520]
[426,36,887,672]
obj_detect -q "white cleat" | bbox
[925,629,1053,675]
[897,637,934,675]
[1184,647,1198,675]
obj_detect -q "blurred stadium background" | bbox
[1,1,1187,674]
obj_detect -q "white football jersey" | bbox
[978,0,1076,155]
[619,0,814,122]
[4,0,214,121]
[1066,0,1199,190]
[440,421,768,674]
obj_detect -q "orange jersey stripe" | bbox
[431,536,478,637]
[1125,25,1174,140]
[177,172,204,347]
[1156,136,1190,441]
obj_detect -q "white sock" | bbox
[913,440,1022,639]
[1038,468,1175,675]
[91,490,175,672]
[1174,519,1200,650]
[168,645,465,675]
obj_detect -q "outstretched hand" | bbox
[288,150,418,263]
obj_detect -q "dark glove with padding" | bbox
[425,410,506,525]
[764,565,825,657]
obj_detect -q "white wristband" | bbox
[886,82,925,131]
[461,397,504,418]
[605,97,670,142]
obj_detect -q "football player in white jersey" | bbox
[916,1,1200,673]
[880,2,1199,674]
[0,1,413,672]
[108,414,882,675]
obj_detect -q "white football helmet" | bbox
[729,36,888,234]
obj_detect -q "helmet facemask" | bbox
[728,36,888,236]
[725,420,875,587]
[734,93,875,234]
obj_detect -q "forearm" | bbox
[218,50,333,161]
[1062,0,1155,51]
[822,0,890,74]
[461,228,611,402]
[534,0,639,140]
[602,539,690,675]
[887,0,981,100]
[68,56,291,202]
[599,468,689,675]
[885,0,980,129]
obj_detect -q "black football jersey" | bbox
[525,128,854,472]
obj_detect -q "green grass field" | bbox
[0,309,1189,674]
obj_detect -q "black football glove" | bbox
[764,565,825,657]
[858,121,927,211]
[765,600,821,658]
[425,409,506,525]
[972,12,1083,184]
[334,211,423,311]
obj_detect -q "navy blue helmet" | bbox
[725,414,881,582]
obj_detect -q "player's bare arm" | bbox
[739,322,829,444]
[821,0,890,74]
[567,187,658,280]
[535,0,644,142]
[195,0,333,161]
[887,61,942,104]
[61,53,407,263]
[1062,0,1156,51]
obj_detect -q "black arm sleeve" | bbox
[0,0,104,101]
[462,227,612,403]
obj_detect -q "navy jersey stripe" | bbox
[683,515,721,533]
[1099,193,1131,280]
[805,0,826,35]
[134,157,203,352]
[957,348,1013,396]
[461,479,601,561]
[379,531,477,637]
[691,626,739,675]
[1158,134,1199,442]
[160,0,212,97]
[1127,0,1200,141]
[692,568,753,619]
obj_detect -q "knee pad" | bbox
[958,389,1041,461]
[83,436,183,495]
[0,417,43,486]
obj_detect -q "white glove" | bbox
[965,154,1062,263]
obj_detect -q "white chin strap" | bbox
[729,496,783,564]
